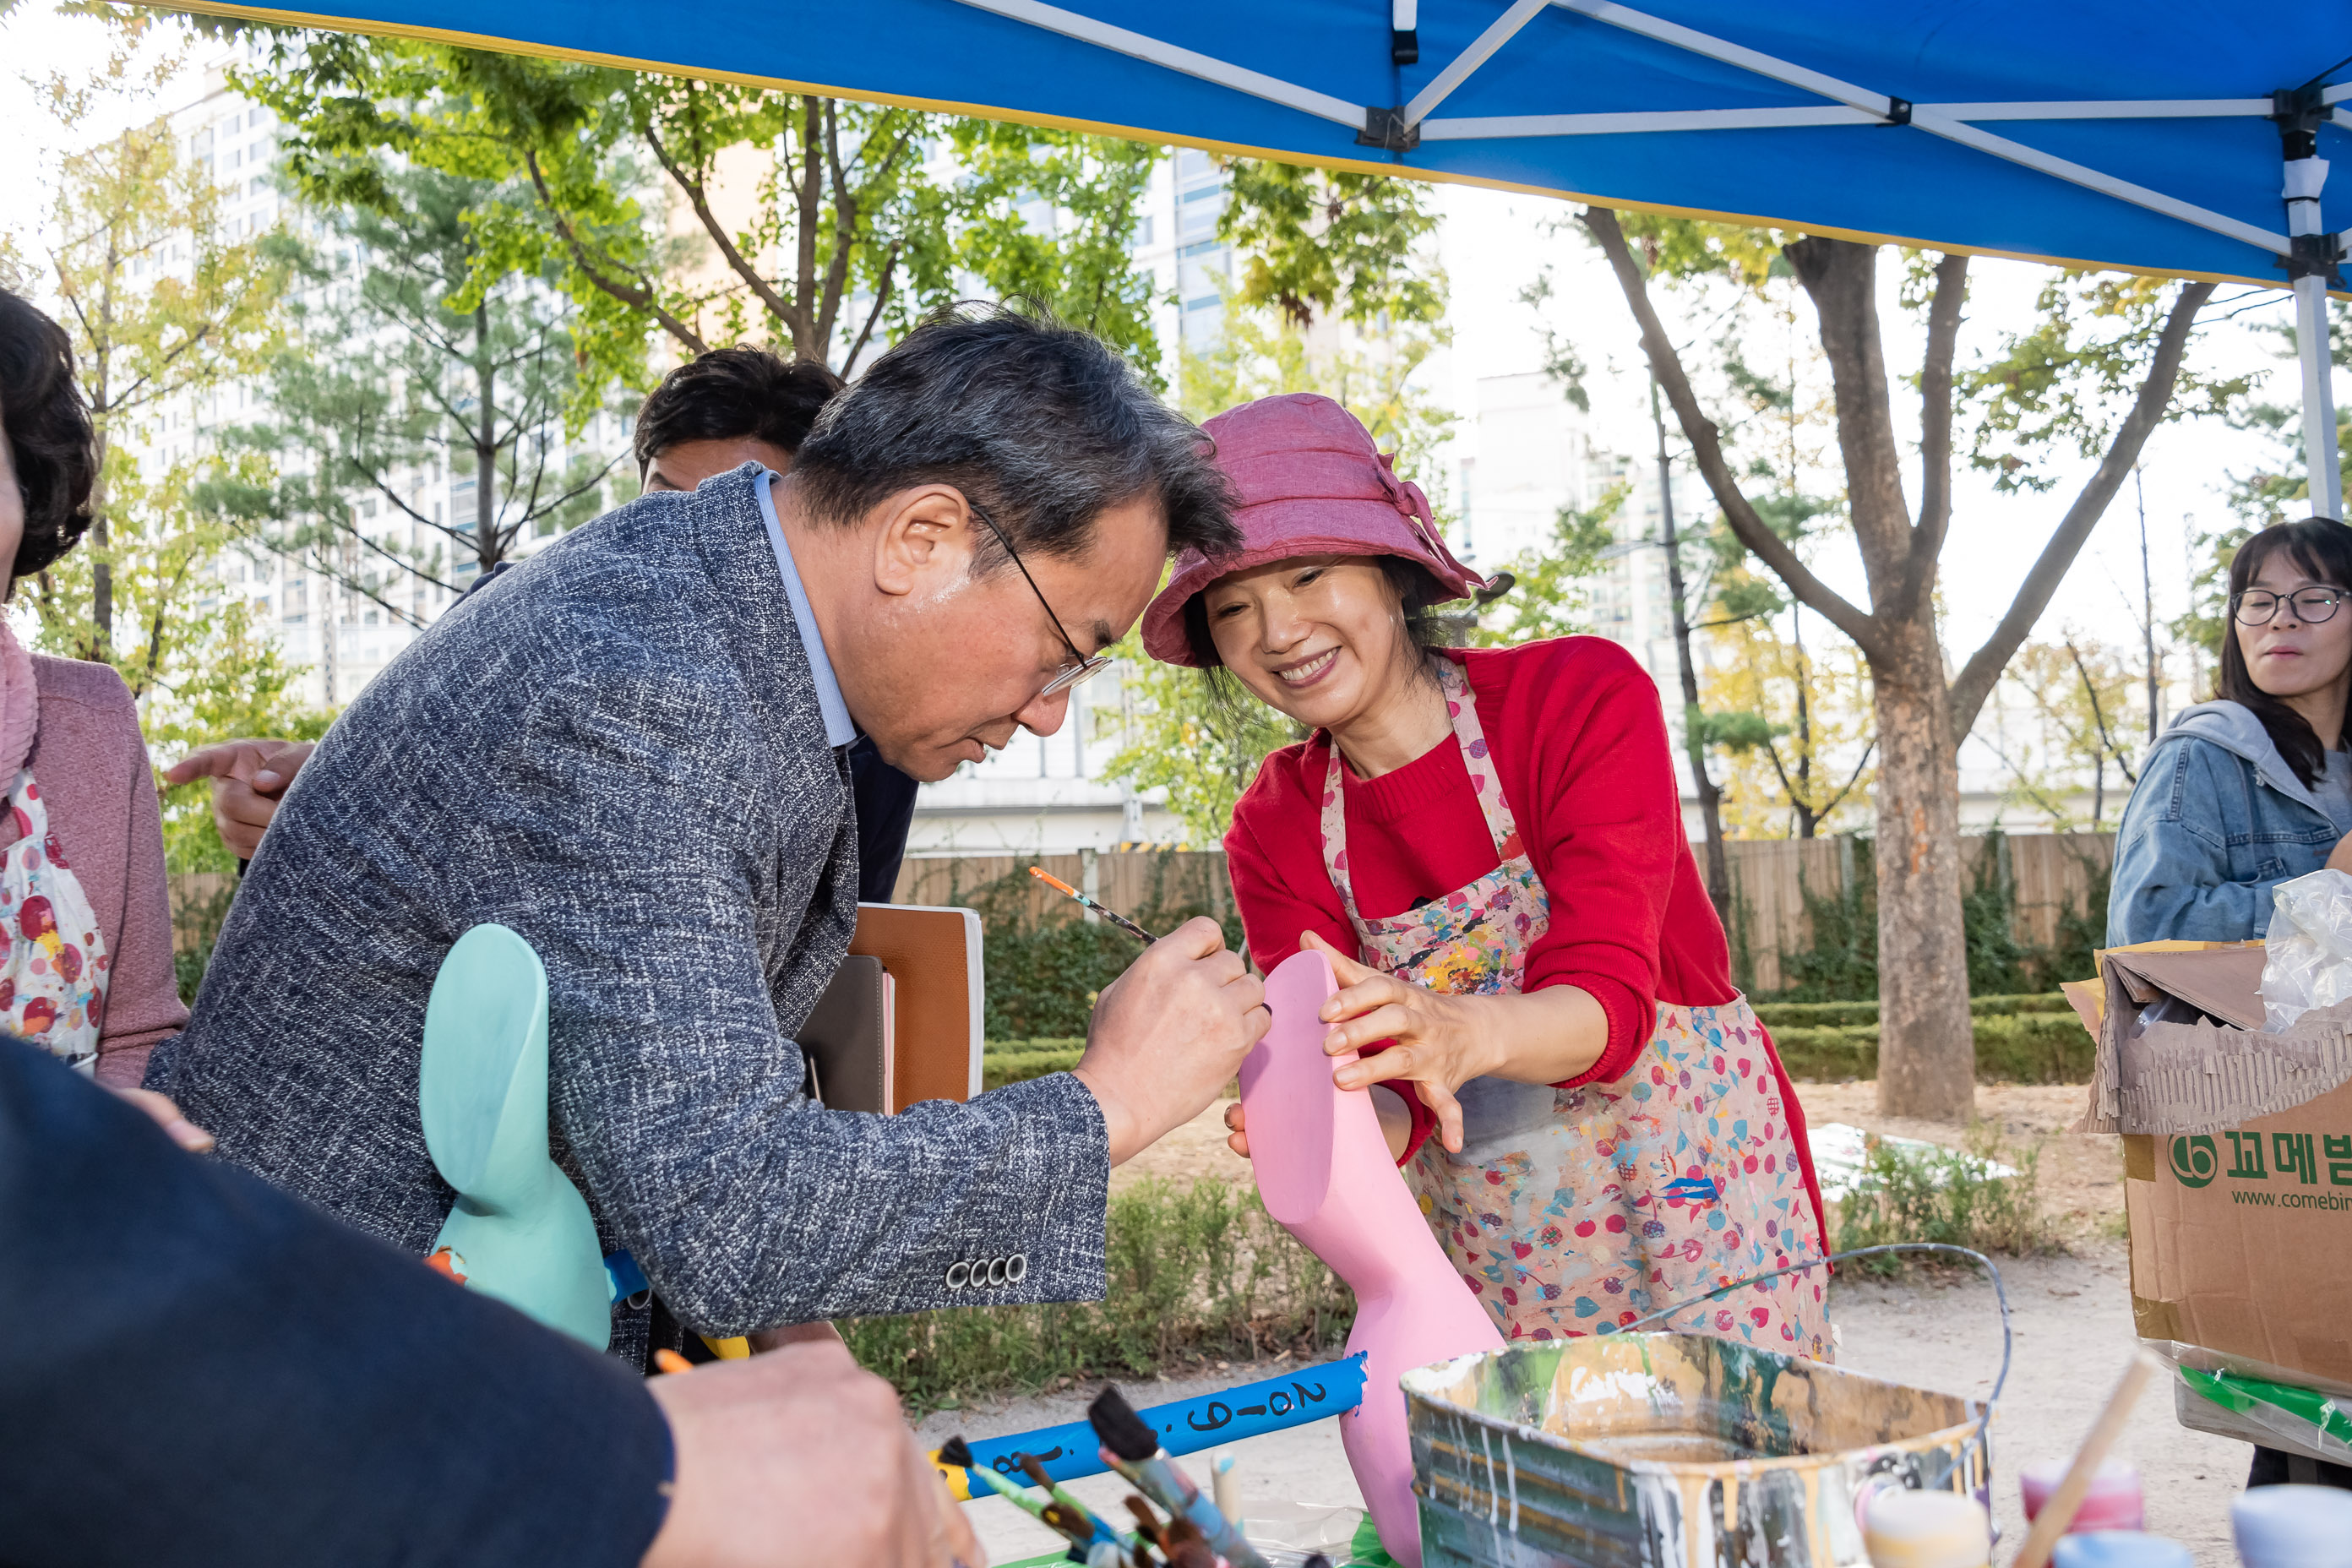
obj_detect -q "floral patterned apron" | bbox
[0,770,111,1073]
[1320,661,1830,1356]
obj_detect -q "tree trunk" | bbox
[1871,620,1973,1122]
[1653,374,1732,916]
[475,303,498,572]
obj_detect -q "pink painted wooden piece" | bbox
[1239,949,1505,1568]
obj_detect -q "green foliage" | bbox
[1772,837,1879,1002]
[201,162,630,605]
[1751,992,2073,1028]
[1472,482,1625,647]
[1101,639,1298,849]
[1765,832,2109,1006]
[1765,1012,2093,1085]
[1834,1129,2060,1274]
[844,1176,1353,1411]
[1219,160,1444,329]
[946,855,1244,1040]
[1958,271,2254,496]
[231,34,1167,384]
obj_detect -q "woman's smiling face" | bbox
[2236,547,2352,704]
[1203,554,1413,730]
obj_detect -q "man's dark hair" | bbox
[0,287,97,580]
[633,347,844,476]
[792,302,1240,569]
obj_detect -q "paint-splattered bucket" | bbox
[1402,1334,1986,1568]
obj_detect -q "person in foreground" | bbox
[1141,394,1829,1351]
[0,287,186,1086]
[2109,515,2352,1492]
[168,346,922,902]
[0,1032,976,1567]
[152,306,1265,1366]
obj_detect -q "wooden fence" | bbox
[171,836,2118,993]
[1723,831,2114,994]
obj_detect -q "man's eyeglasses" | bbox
[2232,587,2347,626]
[965,499,1113,700]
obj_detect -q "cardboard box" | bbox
[2081,943,2352,1391]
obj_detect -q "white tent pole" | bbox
[2286,148,2343,519]
[2295,274,2341,519]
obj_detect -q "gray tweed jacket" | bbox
[149,466,1109,1346]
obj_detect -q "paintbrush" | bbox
[1017,1451,1133,1550]
[939,1437,1092,1548]
[1089,1386,1270,1568]
[1030,867,1157,945]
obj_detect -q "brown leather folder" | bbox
[848,903,984,1112]
[798,905,984,1113]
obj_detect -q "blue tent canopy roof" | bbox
[173,0,2352,507]
[175,0,2349,286]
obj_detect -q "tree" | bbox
[1218,161,1444,329]
[1583,209,2231,1119]
[1984,636,2140,830]
[30,117,280,659]
[204,163,629,623]
[229,35,1163,384]
[1703,607,1875,840]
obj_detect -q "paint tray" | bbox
[1402,1334,1985,1568]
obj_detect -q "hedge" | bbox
[978,992,2095,1089]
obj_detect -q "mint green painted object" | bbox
[420,923,612,1350]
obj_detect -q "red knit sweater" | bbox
[1225,639,1823,1234]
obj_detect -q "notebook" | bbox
[797,904,984,1113]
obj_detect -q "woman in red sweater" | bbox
[1141,394,1828,1353]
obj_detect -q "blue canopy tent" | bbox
[177,0,2352,510]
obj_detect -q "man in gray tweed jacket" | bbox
[150,308,1266,1361]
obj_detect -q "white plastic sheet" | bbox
[2260,868,2352,1032]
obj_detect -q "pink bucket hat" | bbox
[1141,393,1484,667]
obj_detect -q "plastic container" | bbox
[2051,1532,2191,1568]
[2233,1484,2352,1568]
[2020,1459,2145,1533]
[1864,1489,1990,1568]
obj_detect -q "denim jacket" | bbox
[2108,700,2344,945]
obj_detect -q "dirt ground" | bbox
[950,1081,2254,1565]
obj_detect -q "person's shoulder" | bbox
[1457,636,1650,700]
[30,652,137,723]
[1228,733,1323,839]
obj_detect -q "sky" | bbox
[3,0,2327,680]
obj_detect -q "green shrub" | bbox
[1834,1127,2060,1274]
[982,1046,1084,1090]
[842,1177,1353,1411]
[1765,1010,2092,1083]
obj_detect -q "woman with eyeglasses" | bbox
[2110,514,2352,1494]
[2111,518,2352,949]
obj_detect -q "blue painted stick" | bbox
[958,1353,1368,1486]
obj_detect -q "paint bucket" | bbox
[1863,1489,1990,1568]
[2020,1459,2144,1533]
[1401,1334,1987,1568]
[2231,1484,2352,1568]
[2050,1532,2191,1568]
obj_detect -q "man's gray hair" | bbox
[792,302,1240,569]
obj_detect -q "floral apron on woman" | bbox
[0,770,110,1073]
[1320,662,1830,1356]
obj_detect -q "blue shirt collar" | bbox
[754,471,858,749]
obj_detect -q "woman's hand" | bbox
[1301,933,1505,1154]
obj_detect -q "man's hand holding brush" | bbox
[1071,917,1269,1167]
